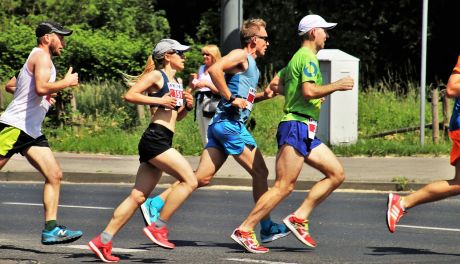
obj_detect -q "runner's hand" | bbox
[64,67,79,87]
[161,92,177,109]
[264,87,274,99]
[184,90,194,109]
[335,76,354,91]
[231,97,247,109]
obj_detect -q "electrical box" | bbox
[317,49,359,145]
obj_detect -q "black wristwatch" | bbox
[228,94,236,103]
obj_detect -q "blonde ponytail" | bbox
[121,55,156,87]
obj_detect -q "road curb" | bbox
[0,171,426,191]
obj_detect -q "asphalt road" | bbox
[1,183,460,264]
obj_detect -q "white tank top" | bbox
[0,47,56,138]
[197,65,212,92]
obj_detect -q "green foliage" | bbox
[0,23,35,78]
[0,0,170,82]
[57,26,151,81]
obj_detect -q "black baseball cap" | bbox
[36,21,73,38]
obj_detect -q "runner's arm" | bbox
[302,75,354,99]
[446,73,460,98]
[209,49,247,108]
[5,76,16,94]
[34,53,78,96]
[124,70,176,108]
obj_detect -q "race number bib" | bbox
[168,82,184,107]
[245,87,256,111]
[307,118,318,140]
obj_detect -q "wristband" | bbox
[228,94,236,103]
[185,104,193,111]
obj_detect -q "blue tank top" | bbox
[450,98,460,131]
[148,70,182,111]
[210,54,260,124]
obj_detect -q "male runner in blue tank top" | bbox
[142,18,290,250]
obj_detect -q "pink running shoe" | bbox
[230,228,269,254]
[88,235,120,263]
[387,193,405,233]
[283,214,317,248]
[143,225,175,249]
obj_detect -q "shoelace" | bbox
[294,219,310,234]
[103,244,113,256]
[243,231,261,247]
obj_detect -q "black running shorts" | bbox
[138,123,174,163]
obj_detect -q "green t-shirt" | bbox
[279,47,322,123]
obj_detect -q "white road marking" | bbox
[225,258,298,264]
[398,224,460,232]
[61,244,146,253]
[2,202,113,210]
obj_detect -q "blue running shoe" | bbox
[41,225,83,245]
[260,222,291,243]
[140,197,161,226]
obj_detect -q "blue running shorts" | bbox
[206,120,257,155]
[276,120,322,157]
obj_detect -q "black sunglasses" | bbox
[168,50,185,57]
[254,35,269,42]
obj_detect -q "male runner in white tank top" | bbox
[0,21,82,245]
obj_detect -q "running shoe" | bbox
[140,197,160,226]
[231,228,269,254]
[260,221,291,243]
[143,224,175,249]
[41,225,83,245]
[386,193,405,233]
[88,235,120,263]
[283,214,317,248]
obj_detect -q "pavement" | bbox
[0,152,455,191]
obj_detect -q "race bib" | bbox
[168,82,184,107]
[307,118,318,140]
[246,87,256,111]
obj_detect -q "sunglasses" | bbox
[168,50,186,57]
[254,35,269,42]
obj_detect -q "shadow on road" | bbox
[367,246,460,257]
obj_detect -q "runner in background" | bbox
[0,21,82,245]
[387,55,460,233]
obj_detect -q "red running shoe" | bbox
[143,225,175,249]
[387,193,405,233]
[283,214,317,248]
[88,235,120,263]
[230,228,269,254]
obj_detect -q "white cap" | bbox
[152,39,190,59]
[298,15,337,36]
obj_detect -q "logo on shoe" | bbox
[58,229,67,236]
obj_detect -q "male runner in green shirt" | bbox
[231,14,354,253]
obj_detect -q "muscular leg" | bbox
[104,163,161,236]
[0,156,10,169]
[153,148,198,221]
[233,147,269,203]
[24,146,63,222]
[294,143,345,219]
[239,144,304,231]
[195,147,228,187]
[403,159,460,209]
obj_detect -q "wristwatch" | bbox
[228,94,236,103]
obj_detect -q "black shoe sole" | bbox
[42,234,83,245]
